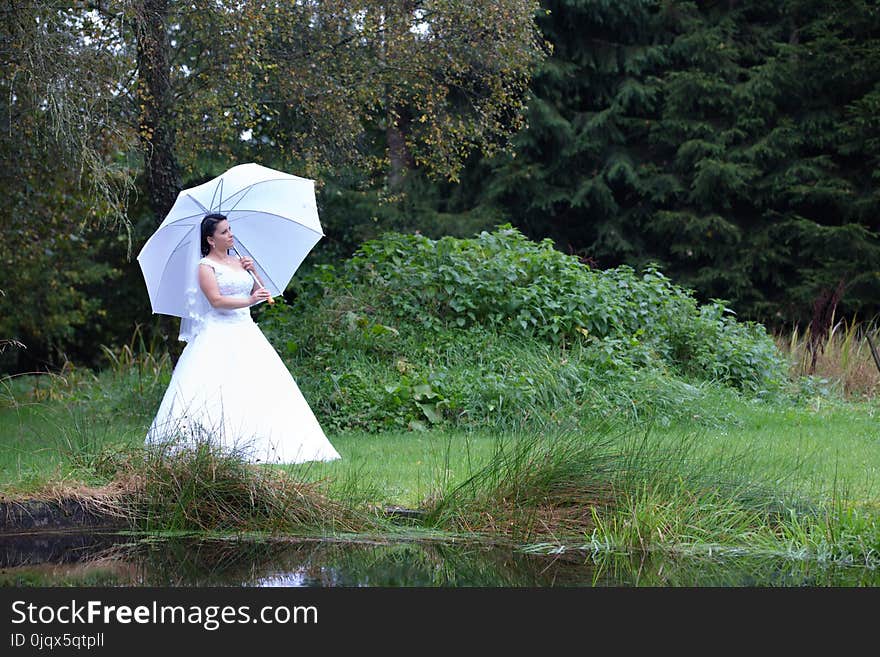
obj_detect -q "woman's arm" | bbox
[198,263,270,308]
[239,256,267,291]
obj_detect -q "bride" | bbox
[146,213,341,464]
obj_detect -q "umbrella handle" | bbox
[231,247,274,305]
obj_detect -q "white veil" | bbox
[177,227,212,343]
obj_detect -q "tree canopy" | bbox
[0,0,545,369]
[469,0,880,326]
[2,0,878,372]
[4,0,545,219]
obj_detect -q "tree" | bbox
[7,1,545,219]
[1,0,547,369]
[465,0,880,326]
[2,1,137,223]
[1,1,134,370]
[133,0,180,218]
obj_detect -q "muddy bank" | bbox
[0,498,126,533]
[0,497,424,534]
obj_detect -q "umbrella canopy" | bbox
[137,163,323,319]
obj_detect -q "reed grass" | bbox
[423,421,619,540]
[417,417,880,567]
[580,490,880,568]
[421,418,807,543]
[93,437,380,534]
[775,317,880,400]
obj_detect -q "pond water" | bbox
[2,531,878,587]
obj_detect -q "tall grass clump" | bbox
[774,501,880,567]
[421,420,809,545]
[258,225,787,433]
[421,423,880,567]
[88,437,373,534]
[94,325,173,418]
[423,422,622,540]
[776,318,880,400]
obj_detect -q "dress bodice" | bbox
[199,257,253,324]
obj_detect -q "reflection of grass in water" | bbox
[2,534,316,587]
[8,532,880,588]
[0,532,145,587]
[581,549,880,587]
[0,531,608,587]
[126,535,305,586]
[0,566,125,588]
[264,540,593,587]
[123,536,588,587]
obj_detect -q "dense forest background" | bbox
[2,0,878,374]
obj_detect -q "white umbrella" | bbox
[137,163,323,321]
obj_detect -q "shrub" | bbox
[257,225,786,432]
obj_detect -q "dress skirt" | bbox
[147,315,341,464]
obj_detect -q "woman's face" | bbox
[210,220,234,252]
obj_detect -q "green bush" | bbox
[257,225,786,432]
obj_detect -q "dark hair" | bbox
[200,213,228,256]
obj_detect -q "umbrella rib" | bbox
[161,211,213,228]
[220,177,306,213]
[137,221,198,256]
[168,231,198,258]
[186,194,209,213]
[235,239,282,294]
[224,184,256,212]
[210,179,224,212]
[227,210,324,237]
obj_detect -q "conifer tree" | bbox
[470,0,880,326]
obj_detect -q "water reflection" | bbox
[1,532,877,587]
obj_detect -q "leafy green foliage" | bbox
[0,0,546,367]
[5,1,547,221]
[0,145,123,372]
[258,226,786,432]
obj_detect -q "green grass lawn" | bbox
[648,400,880,501]
[284,429,532,508]
[3,387,878,509]
[685,401,879,500]
[0,394,147,494]
[285,400,880,508]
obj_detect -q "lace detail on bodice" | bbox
[199,257,253,325]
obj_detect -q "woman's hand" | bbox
[240,257,256,273]
[250,287,272,305]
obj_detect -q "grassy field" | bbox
[284,400,880,507]
[3,376,878,509]
[2,336,879,569]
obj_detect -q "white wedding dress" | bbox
[146,257,341,464]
